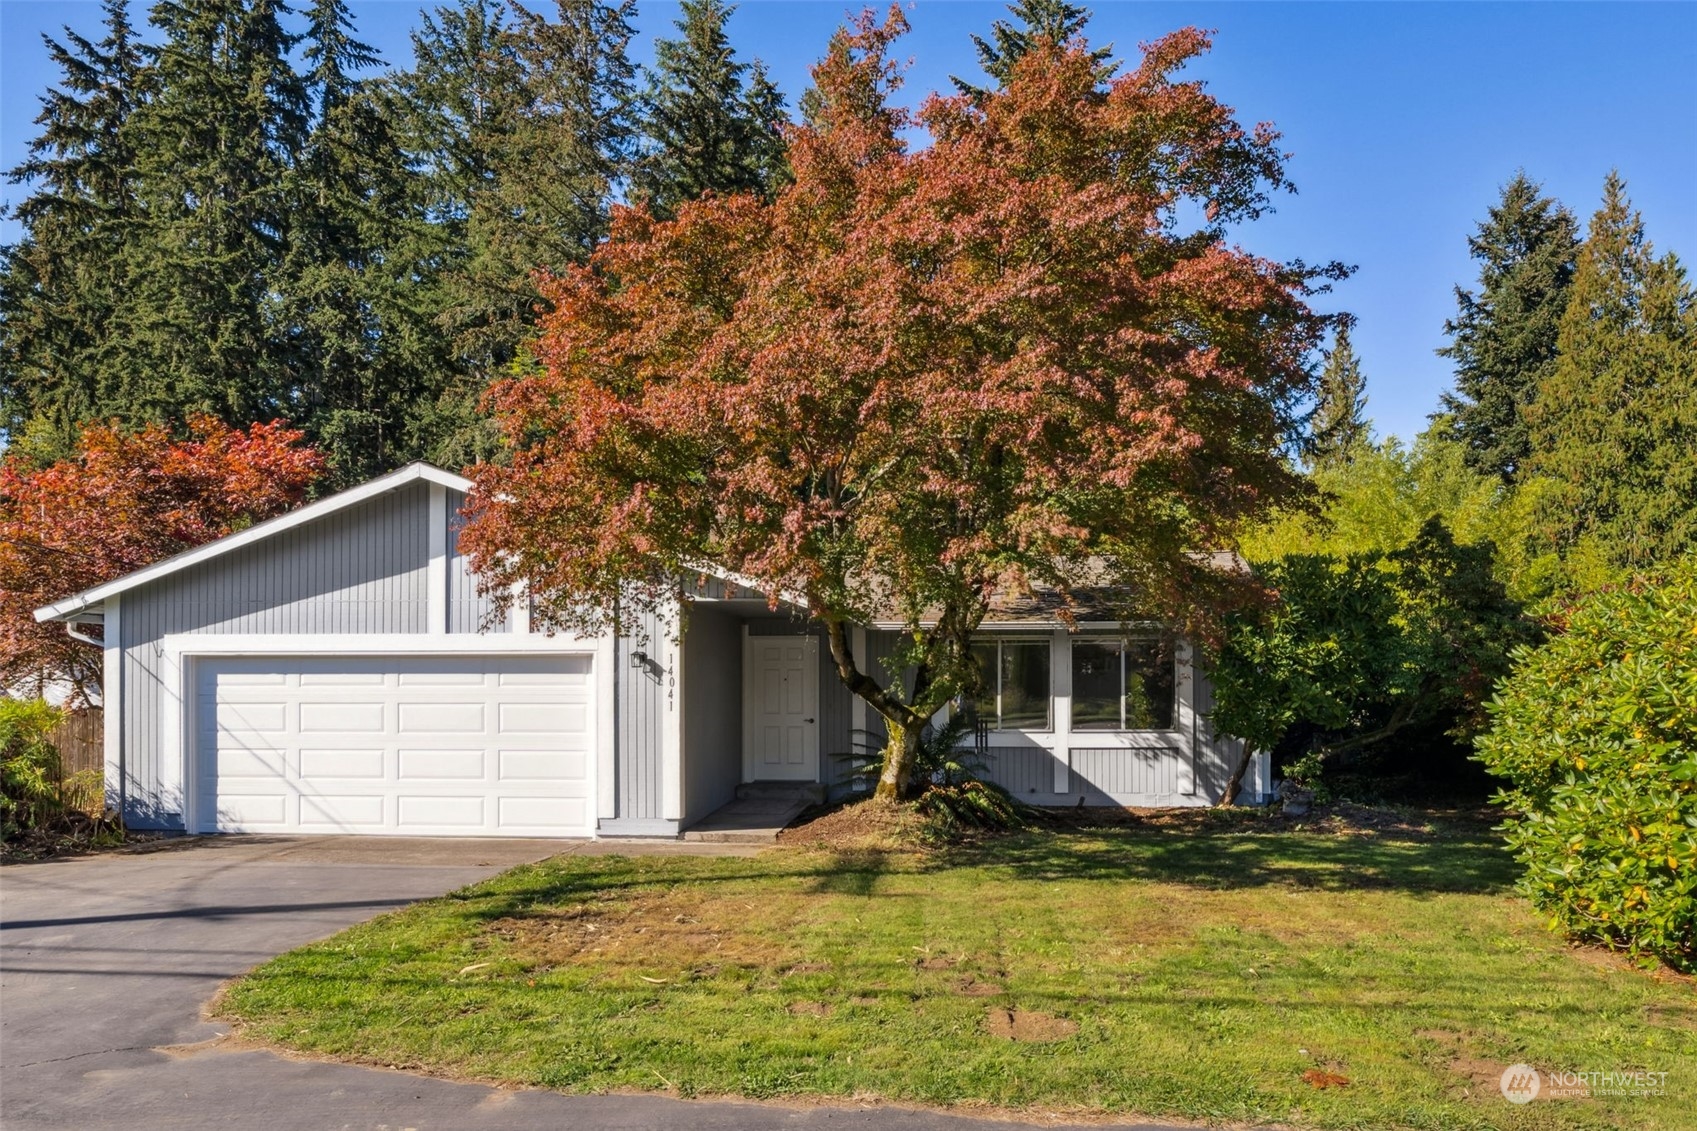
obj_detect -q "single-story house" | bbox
[33,463,1271,838]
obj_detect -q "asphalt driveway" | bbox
[1,836,1179,1131]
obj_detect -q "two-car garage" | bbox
[193,654,595,837]
[34,464,612,839]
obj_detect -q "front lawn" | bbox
[221,809,1696,1129]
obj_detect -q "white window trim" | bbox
[157,631,611,836]
[958,628,1201,800]
[1068,635,1181,735]
[971,636,1054,734]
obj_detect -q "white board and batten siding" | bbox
[112,477,605,834]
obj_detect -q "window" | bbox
[965,639,1051,731]
[1071,638,1176,730]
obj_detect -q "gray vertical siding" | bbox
[447,489,508,634]
[1069,745,1190,800]
[860,629,906,747]
[116,482,437,827]
[615,605,668,823]
[1193,662,1252,803]
[978,745,1065,798]
[681,606,741,823]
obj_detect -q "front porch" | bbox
[597,587,858,839]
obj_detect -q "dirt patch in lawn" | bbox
[488,889,802,974]
[984,1007,1077,1042]
[1417,1028,1542,1099]
[1564,942,1697,987]
[777,798,931,851]
[787,1001,833,1017]
[954,974,1003,997]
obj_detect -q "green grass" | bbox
[221,812,1697,1129]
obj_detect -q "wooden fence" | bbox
[48,707,104,778]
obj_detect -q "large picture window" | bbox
[1071,638,1176,731]
[966,640,1051,731]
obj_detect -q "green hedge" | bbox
[1475,566,1697,970]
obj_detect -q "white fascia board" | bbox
[33,463,474,623]
[679,560,810,612]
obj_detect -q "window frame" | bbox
[1070,635,1179,733]
[968,637,1053,733]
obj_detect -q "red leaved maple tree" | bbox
[462,10,1342,798]
[1,417,323,704]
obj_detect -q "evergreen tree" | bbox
[1438,172,1579,483]
[393,0,638,465]
[284,0,446,486]
[118,0,311,427]
[1527,172,1697,570]
[1311,323,1370,467]
[632,0,788,218]
[954,0,1113,96]
[0,0,144,460]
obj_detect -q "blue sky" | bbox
[3,1,1693,442]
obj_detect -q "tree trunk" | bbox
[875,719,922,801]
[1216,744,1256,807]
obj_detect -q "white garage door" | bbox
[194,655,594,837]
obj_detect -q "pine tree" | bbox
[632,0,788,218]
[1527,172,1697,570]
[954,0,1113,96]
[1310,323,1370,467]
[1438,172,1579,483]
[0,0,144,460]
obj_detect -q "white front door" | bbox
[742,634,819,782]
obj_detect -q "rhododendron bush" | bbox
[462,9,1343,798]
[0,418,323,703]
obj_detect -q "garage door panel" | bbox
[300,794,386,828]
[217,794,289,827]
[215,670,290,687]
[299,669,385,686]
[399,701,486,734]
[216,701,288,735]
[498,702,580,735]
[197,655,593,837]
[213,743,287,778]
[399,795,485,826]
[299,748,385,779]
[498,749,585,781]
[397,669,488,686]
[399,748,486,780]
[500,796,587,828]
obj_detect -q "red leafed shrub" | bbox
[0,417,323,703]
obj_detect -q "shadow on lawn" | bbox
[948,819,1519,896]
[445,828,1516,933]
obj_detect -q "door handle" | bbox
[804,717,815,724]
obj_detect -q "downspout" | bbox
[63,616,124,828]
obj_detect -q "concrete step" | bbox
[734,780,826,805]
[681,794,812,844]
[681,826,793,845]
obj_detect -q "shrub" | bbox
[1,698,68,836]
[1475,566,1697,970]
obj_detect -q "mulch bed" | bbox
[0,814,175,863]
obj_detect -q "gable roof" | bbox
[33,462,472,624]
